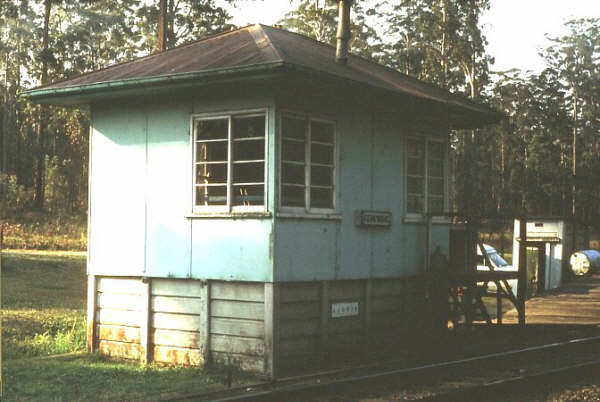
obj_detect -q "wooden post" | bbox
[200,280,210,366]
[139,278,152,364]
[264,282,279,379]
[320,281,329,361]
[86,275,97,352]
[517,218,527,327]
[496,284,502,325]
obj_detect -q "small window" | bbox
[405,137,446,215]
[193,111,266,212]
[280,114,336,212]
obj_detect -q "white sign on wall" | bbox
[331,302,359,318]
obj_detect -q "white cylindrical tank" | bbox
[570,250,600,276]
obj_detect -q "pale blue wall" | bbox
[88,83,451,282]
[88,88,276,281]
[89,102,147,276]
[273,86,451,281]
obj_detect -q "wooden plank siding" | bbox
[90,276,430,378]
[94,277,144,360]
[277,277,429,374]
[151,279,204,365]
[209,281,266,373]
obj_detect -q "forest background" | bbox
[0,0,599,249]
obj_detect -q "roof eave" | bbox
[276,63,504,129]
[23,61,286,106]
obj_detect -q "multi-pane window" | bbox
[406,137,446,215]
[194,112,266,211]
[281,114,335,211]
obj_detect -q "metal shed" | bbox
[25,24,501,377]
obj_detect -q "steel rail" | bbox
[162,334,600,402]
[421,358,600,401]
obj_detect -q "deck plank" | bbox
[502,274,600,325]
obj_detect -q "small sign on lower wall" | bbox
[331,302,359,318]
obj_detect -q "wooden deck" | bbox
[503,274,600,325]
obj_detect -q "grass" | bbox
[4,354,256,402]
[2,251,87,360]
[1,250,258,401]
[2,213,87,251]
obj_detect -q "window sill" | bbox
[402,215,452,224]
[185,212,272,220]
[276,212,342,221]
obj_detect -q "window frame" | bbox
[404,134,448,220]
[278,111,338,215]
[190,108,268,214]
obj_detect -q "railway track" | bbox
[169,335,600,402]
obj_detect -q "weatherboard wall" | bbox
[88,87,276,281]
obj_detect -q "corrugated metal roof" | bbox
[25,24,502,126]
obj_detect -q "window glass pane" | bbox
[311,143,333,165]
[196,141,227,162]
[282,163,305,185]
[233,139,264,161]
[233,115,264,139]
[311,165,333,187]
[428,158,443,178]
[407,176,424,194]
[282,185,305,207]
[282,139,305,162]
[406,138,425,158]
[233,162,264,184]
[311,187,333,209]
[233,184,264,206]
[196,163,227,184]
[311,121,334,143]
[407,194,424,214]
[407,156,425,176]
[428,141,444,159]
[196,185,227,206]
[282,116,305,140]
[428,177,444,196]
[428,196,444,213]
[196,119,228,140]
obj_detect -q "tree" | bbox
[279,0,383,61]
[542,18,600,218]
[137,0,236,52]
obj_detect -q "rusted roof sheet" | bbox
[26,24,502,126]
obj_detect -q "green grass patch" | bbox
[2,251,87,359]
[3,353,257,402]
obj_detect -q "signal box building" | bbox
[26,24,501,377]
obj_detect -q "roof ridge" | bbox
[28,25,256,92]
[248,24,283,62]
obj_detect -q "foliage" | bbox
[279,0,384,61]
[0,172,33,219]
[0,0,238,221]
[2,212,87,250]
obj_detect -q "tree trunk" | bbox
[34,0,51,210]
[572,92,578,217]
[157,0,167,51]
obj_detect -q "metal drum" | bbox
[570,250,600,276]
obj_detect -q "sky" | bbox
[220,0,600,76]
